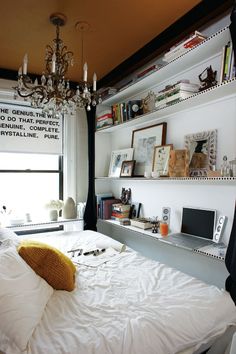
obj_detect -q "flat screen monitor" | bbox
[181,207,216,240]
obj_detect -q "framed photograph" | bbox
[108,148,134,177]
[131,123,167,176]
[120,160,136,177]
[152,144,173,176]
[184,129,217,177]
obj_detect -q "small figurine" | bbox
[143,91,156,113]
[150,216,160,234]
[221,155,230,177]
[120,188,131,205]
[198,66,217,91]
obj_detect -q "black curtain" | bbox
[83,106,97,231]
[230,1,236,61]
[225,202,236,304]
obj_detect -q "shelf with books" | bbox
[96,78,236,134]
[102,26,230,106]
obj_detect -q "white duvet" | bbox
[15,231,236,353]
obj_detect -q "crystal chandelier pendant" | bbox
[15,13,101,116]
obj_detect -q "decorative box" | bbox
[130,218,152,230]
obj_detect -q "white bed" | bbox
[1,229,236,354]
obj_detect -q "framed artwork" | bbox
[120,160,136,177]
[131,123,167,176]
[152,144,173,176]
[108,148,134,177]
[168,149,190,177]
[184,129,217,177]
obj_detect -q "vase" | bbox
[62,197,77,219]
[49,209,58,221]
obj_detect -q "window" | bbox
[0,153,63,224]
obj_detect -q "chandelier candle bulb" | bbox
[83,62,88,82]
[18,66,22,76]
[51,53,56,73]
[23,54,28,75]
[93,73,97,91]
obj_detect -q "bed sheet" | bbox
[17,230,236,354]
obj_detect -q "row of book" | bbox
[96,193,141,220]
[96,193,121,219]
[97,80,199,128]
[219,40,236,84]
[112,100,143,125]
[98,31,207,101]
[96,100,144,130]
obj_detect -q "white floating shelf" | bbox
[96,79,236,133]
[102,27,230,106]
[95,176,236,183]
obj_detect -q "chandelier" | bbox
[15,13,101,116]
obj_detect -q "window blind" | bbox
[0,103,63,154]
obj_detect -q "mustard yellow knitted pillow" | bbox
[18,240,76,291]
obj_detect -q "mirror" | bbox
[184,130,217,177]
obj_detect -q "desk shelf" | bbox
[100,219,226,261]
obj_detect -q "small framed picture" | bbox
[152,144,173,176]
[131,122,167,176]
[108,148,134,177]
[120,160,136,177]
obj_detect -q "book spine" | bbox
[183,36,206,48]
[97,113,113,121]
[219,44,227,84]
[137,65,157,78]
[223,42,231,81]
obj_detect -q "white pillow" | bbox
[0,227,18,243]
[0,246,53,352]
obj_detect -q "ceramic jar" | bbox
[49,209,58,221]
[63,197,77,219]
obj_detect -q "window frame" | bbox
[0,154,64,235]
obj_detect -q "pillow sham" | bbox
[18,240,76,291]
[0,246,53,352]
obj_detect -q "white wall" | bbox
[95,18,236,285]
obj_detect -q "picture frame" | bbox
[168,149,190,177]
[120,160,136,177]
[184,129,217,177]
[131,123,167,176]
[108,148,134,177]
[152,144,173,176]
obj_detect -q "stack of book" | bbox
[219,41,235,84]
[96,107,113,130]
[111,203,131,221]
[155,81,199,108]
[163,31,207,63]
[99,87,117,100]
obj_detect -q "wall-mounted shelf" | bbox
[96,79,236,133]
[96,176,236,184]
[99,219,225,261]
[102,26,230,106]
[7,218,83,232]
